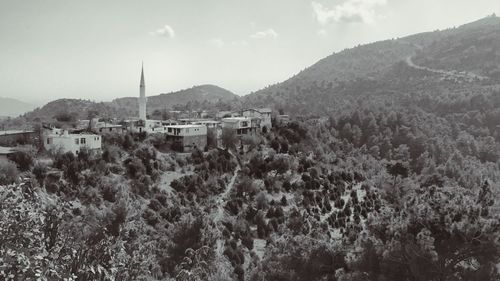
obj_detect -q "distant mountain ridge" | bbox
[111,84,238,113]
[22,84,239,121]
[0,97,36,117]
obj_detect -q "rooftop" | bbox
[166,124,206,129]
[193,120,220,124]
[0,146,14,155]
[0,130,35,135]
[222,117,251,122]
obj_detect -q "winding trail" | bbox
[405,54,487,81]
[213,150,241,255]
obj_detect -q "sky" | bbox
[0,0,499,104]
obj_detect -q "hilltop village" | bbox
[0,65,289,156]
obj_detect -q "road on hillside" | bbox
[405,54,488,81]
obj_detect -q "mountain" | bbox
[0,97,36,117]
[111,84,239,114]
[23,99,122,122]
[243,14,500,115]
[22,85,238,122]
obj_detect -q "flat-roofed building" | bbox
[124,119,170,134]
[241,108,272,131]
[166,124,207,152]
[43,128,101,155]
[0,146,14,161]
[192,120,220,129]
[94,124,125,134]
[0,130,37,146]
[276,114,290,125]
[221,117,260,136]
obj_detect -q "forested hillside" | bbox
[243,15,500,115]
[1,15,500,281]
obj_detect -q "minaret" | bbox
[139,62,147,121]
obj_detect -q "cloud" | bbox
[312,0,387,24]
[317,29,327,37]
[150,25,176,38]
[208,38,225,47]
[250,28,279,40]
[231,40,249,47]
[208,38,248,48]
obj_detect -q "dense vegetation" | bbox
[1,15,500,281]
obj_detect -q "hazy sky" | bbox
[1,0,499,103]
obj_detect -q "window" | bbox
[81,138,86,144]
[109,128,112,132]
[75,138,79,145]
[47,138,51,144]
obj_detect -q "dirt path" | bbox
[214,150,241,255]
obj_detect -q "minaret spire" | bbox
[139,62,147,121]
[140,61,145,86]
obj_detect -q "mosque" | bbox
[125,64,176,134]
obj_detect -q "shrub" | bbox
[143,209,159,226]
[124,157,146,179]
[32,163,47,186]
[9,151,33,171]
[0,159,18,185]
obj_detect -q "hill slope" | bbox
[22,85,238,121]
[243,15,500,115]
[0,97,36,117]
[111,84,239,113]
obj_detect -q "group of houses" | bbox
[7,65,280,156]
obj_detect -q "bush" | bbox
[32,163,47,186]
[9,151,33,171]
[0,159,18,185]
[124,157,146,179]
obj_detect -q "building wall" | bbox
[95,126,125,134]
[166,125,207,137]
[0,132,37,146]
[168,134,207,152]
[242,109,272,130]
[44,133,101,155]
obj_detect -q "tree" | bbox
[386,161,408,186]
[0,159,18,185]
[9,151,33,172]
[353,185,500,281]
[207,128,217,149]
[221,128,238,151]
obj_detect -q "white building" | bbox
[241,108,272,131]
[94,123,125,134]
[43,129,101,155]
[125,119,171,134]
